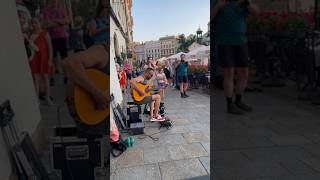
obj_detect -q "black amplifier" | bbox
[50,126,108,180]
[127,102,141,124]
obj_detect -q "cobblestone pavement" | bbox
[213,80,320,180]
[38,74,210,180]
[110,87,210,180]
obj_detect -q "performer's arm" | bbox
[130,76,145,95]
[63,44,109,109]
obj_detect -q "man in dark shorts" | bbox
[176,54,189,98]
[213,0,258,114]
[130,68,165,122]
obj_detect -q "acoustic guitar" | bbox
[132,82,160,102]
[74,68,110,125]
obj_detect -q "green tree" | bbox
[177,34,188,53]
[177,34,196,53]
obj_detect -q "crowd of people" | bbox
[117,55,191,100]
[16,0,108,106]
[115,54,190,121]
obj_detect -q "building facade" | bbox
[110,0,133,104]
[202,22,210,46]
[133,42,145,62]
[124,0,134,55]
[144,40,161,59]
[159,35,178,58]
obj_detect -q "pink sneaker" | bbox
[150,114,165,122]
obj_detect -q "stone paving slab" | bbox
[199,156,210,174]
[39,75,210,179]
[201,142,210,154]
[213,150,250,164]
[247,136,276,148]
[214,126,278,138]
[111,148,144,169]
[183,132,210,144]
[300,157,320,172]
[299,144,320,157]
[213,85,320,179]
[278,159,317,175]
[172,118,191,126]
[132,133,187,149]
[302,133,320,144]
[167,143,208,160]
[143,146,171,164]
[240,146,313,161]
[268,134,313,146]
[111,163,161,180]
[161,125,190,135]
[214,161,292,179]
[186,123,210,133]
[213,136,256,150]
[159,158,208,180]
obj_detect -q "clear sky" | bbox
[132,0,210,42]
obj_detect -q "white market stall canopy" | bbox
[157,57,167,63]
[186,45,210,59]
[167,52,185,60]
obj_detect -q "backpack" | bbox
[110,137,127,157]
[159,102,166,116]
[110,118,127,157]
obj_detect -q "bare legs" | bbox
[150,94,161,117]
[32,74,53,105]
[159,88,165,101]
[223,68,234,97]
[223,67,249,97]
[33,75,40,101]
[235,67,249,96]
[43,74,53,105]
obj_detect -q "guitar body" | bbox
[132,83,152,102]
[74,69,110,125]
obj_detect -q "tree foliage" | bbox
[177,34,196,53]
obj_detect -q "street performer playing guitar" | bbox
[130,68,165,122]
[63,42,109,135]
